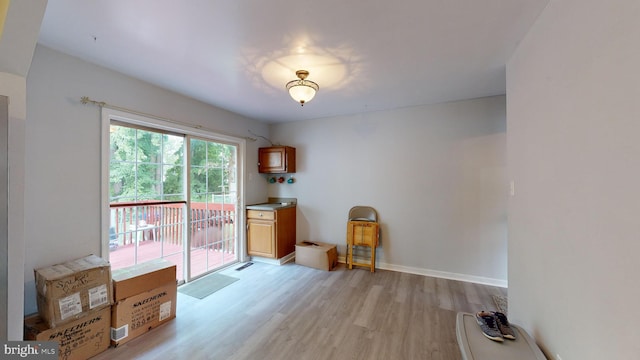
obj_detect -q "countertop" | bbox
[246,203,296,210]
[246,197,297,211]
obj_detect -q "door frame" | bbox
[100,107,248,281]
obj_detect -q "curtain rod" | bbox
[80,96,257,141]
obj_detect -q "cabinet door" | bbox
[258,146,295,173]
[247,219,276,258]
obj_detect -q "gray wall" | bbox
[0,96,7,340]
[24,45,269,315]
[0,0,46,340]
[270,96,508,284]
[507,0,640,358]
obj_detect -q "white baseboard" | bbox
[337,256,508,288]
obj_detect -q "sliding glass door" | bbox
[188,138,237,278]
[108,122,239,282]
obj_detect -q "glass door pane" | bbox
[109,124,187,282]
[189,138,238,278]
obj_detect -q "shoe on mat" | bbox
[492,311,516,340]
[475,311,504,342]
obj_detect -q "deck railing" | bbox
[111,202,236,249]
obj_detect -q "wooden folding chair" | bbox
[346,206,379,272]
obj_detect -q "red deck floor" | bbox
[108,240,238,281]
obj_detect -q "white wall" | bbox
[507,1,640,359]
[24,45,269,315]
[270,96,507,285]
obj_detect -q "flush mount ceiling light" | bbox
[286,70,319,106]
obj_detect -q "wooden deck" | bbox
[108,239,238,281]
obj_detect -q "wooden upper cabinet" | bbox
[258,146,296,173]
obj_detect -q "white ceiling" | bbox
[37,0,548,123]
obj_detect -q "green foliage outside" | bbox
[109,125,235,204]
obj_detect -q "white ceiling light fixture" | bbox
[286,70,319,106]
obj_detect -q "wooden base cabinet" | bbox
[247,206,296,259]
[247,219,275,257]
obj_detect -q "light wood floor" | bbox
[93,261,507,360]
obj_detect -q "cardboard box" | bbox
[35,255,113,328]
[295,241,338,271]
[112,258,176,302]
[110,281,177,346]
[24,306,111,360]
